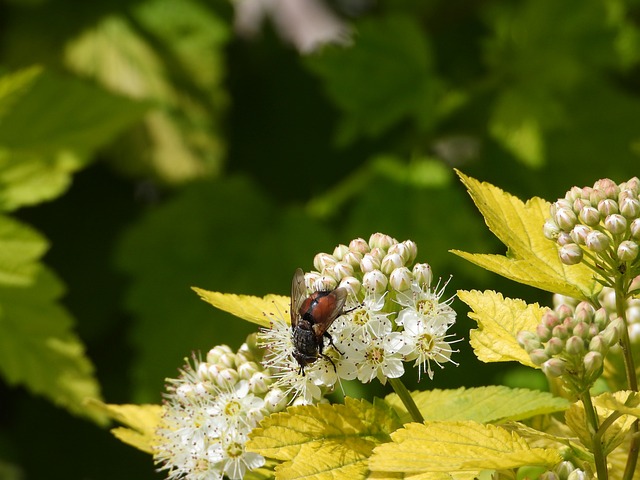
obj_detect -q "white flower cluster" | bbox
[260,233,459,404]
[154,341,288,480]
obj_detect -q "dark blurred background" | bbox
[1,0,640,478]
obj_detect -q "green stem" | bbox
[614,276,640,480]
[388,377,424,423]
[582,391,608,480]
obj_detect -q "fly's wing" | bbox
[311,287,348,337]
[290,268,307,329]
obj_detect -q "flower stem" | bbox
[582,391,608,480]
[388,377,424,423]
[614,276,640,480]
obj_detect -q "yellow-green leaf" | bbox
[451,171,600,300]
[592,390,640,418]
[248,397,401,480]
[192,287,289,328]
[369,421,562,474]
[385,386,569,425]
[565,394,636,456]
[88,399,162,454]
[457,290,543,366]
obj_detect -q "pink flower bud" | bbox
[617,240,639,262]
[559,244,583,264]
[545,337,564,355]
[605,214,627,234]
[570,225,591,245]
[631,219,640,239]
[620,196,640,218]
[342,251,363,268]
[369,233,396,250]
[588,335,607,354]
[412,263,432,288]
[598,198,619,216]
[349,237,370,254]
[565,336,585,355]
[381,253,404,274]
[360,253,381,273]
[555,208,578,231]
[573,322,590,339]
[544,220,561,240]
[542,310,561,329]
[556,304,574,320]
[583,351,603,377]
[332,244,349,261]
[542,358,566,377]
[585,231,610,253]
[530,348,550,366]
[536,324,552,342]
[314,252,337,271]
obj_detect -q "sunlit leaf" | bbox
[248,397,401,480]
[0,219,104,422]
[89,399,163,454]
[0,67,146,211]
[192,289,289,328]
[385,386,569,425]
[593,390,640,418]
[451,171,600,300]
[369,421,561,473]
[457,290,543,367]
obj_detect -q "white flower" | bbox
[401,316,459,381]
[207,432,265,480]
[154,356,267,480]
[347,318,408,384]
[396,277,456,328]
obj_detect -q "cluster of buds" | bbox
[543,177,640,280]
[154,337,289,480]
[260,233,459,403]
[518,301,624,389]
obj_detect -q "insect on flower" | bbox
[290,268,348,375]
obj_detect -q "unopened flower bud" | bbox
[542,310,561,329]
[207,344,233,364]
[566,186,583,203]
[572,322,590,339]
[381,253,404,274]
[314,275,338,291]
[590,188,607,206]
[342,251,363,268]
[545,337,564,356]
[584,351,603,377]
[573,197,591,213]
[369,233,396,251]
[248,371,270,394]
[588,335,607,354]
[542,358,566,377]
[565,336,585,355]
[339,276,361,298]
[264,387,288,412]
[557,232,573,246]
[388,243,410,265]
[402,240,418,264]
[602,317,625,346]
[598,198,619,216]
[539,472,559,480]
[217,367,239,388]
[544,220,561,240]
[555,208,578,231]
[556,304,574,321]
[332,262,354,281]
[554,461,576,479]
[360,253,381,273]
[349,237,370,254]
[314,252,337,271]
[536,324,552,342]
[412,263,432,288]
[389,267,412,292]
[620,197,640,218]
[630,219,640,239]
[585,231,610,253]
[579,207,600,226]
[362,269,388,294]
[574,302,595,323]
[237,361,259,380]
[517,331,541,352]
[552,324,569,339]
[593,308,609,330]
[559,244,583,264]
[617,240,639,262]
[332,244,349,261]
[605,214,627,235]
[595,178,620,199]
[570,225,591,245]
[530,348,550,366]
[567,469,588,480]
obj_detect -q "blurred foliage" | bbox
[1,0,640,478]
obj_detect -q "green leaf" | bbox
[192,289,289,328]
[457,289,543,367]
[64,1,229,184]
[385,386,569,425]
[369,421,562,474]
[451,171,600,300]
[0,215,103,422]
[592,390,640,418]
[88,399,163,454]
[0,67,146,211]
[247,397,402,480]
[305,14,442,144]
